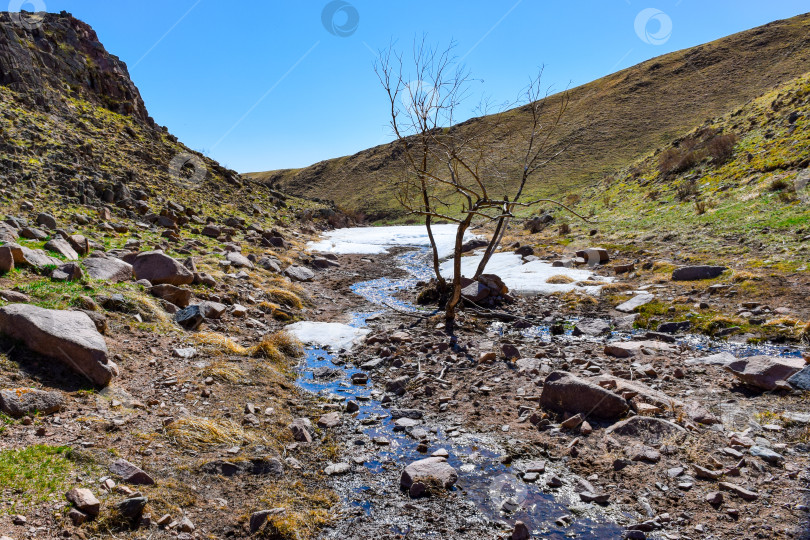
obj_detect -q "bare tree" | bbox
[375,39,589,329]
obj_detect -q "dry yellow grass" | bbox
[253,479,338,539]
[265,288,303,309]
[546,275,576,284]
[732,270,762,283]
[202,361,249,384]
[601,282,632,292]
[165,416,257,449]
[194,332,251,355]
[194,331,304,364]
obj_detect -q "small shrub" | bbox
[676,179,699,201]
[769,178,790,192]
[706,133,737,165]
[694,200,707,215]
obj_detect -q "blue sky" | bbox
[21,1,810,173]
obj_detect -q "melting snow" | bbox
[286,321,369,351]
[439,252,611,295]
[309,224,476,258]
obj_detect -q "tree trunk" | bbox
[473,214,510,279]
[445,216,472,328]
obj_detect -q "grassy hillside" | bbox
[247,12,810,220]
[554,71,810,268]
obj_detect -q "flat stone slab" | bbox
[604,340,673,358]
[83,256,133,282]
[724,355,805,391]
[615,294,654,313]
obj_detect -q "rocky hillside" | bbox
[0,12,348,539]
[247,12,810,220]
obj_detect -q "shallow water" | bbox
[296,245,804,537]
[297,248,624,537]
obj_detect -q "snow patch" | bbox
[286,321,369,351]
[439,252,611,295]
[309,225,476,259]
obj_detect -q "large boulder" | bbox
[44,238,79,261]
[724,355,805,391]
[149,284,192,308]
[285,265,314,282]
[51,263,83,282]
[0,222,19,242]
[18,246,61,269]
[226,252,254,269]
[83,256,133,283]
[540,371,628,419]
[400,457,458,497]
[0,388,64,418]
[672,266,727,281]
[131,250,193,285]
[0,305,118,386]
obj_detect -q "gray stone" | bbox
[289,418,312,443]
[604,340,673,358]
[285,265,314,282]
[36,213,57,229]
[0,388,64,418]
[540,371,628,419]
[787,365,810,390]
[657,321,691,334]
[317,412,341,428]
[18,246,61,269]
[83,257,133,283]
[132,250,193,285]
[51,263,83,282]
[400,457,458,496]
[0,304,117,386]
[226,252,254,269]
[572,319,611,336]
[116,497,148,520]
[149,284,192,308]
[175,306,204,330]
[672,266,728,281]
[724,355,805,390]
[615,294,654,313]
[686,351,736,366]
[198,301,227,319]
[66,488,100,516]
[44,238,79,260]
[749,445,783,464]
[110,458,155,485]
[324,462,351,475]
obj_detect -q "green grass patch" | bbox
[0,445,77,513]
